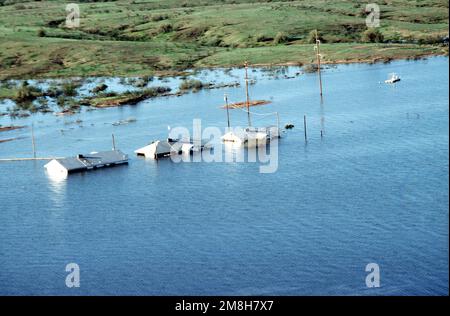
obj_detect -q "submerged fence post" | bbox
[304,115,308,143]
[276,112,280,134]
[225,93,230,129]
[112,134,116,151]
[31,123,36,158]
[315,30,323,98]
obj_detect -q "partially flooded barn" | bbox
[44,150,128,176]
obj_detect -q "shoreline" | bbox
[194,50,448,74]
[0,54,448,118]
[0,46,447,81]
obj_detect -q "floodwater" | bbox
[0,57,448,295]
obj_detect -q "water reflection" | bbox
[320,99,326,139]
[45,170,67,208]
[0,57,448,295]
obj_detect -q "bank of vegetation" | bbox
[0,0,447,79]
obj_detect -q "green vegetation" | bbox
[37,28,46,37]
[361,28,385,43]
[179,79,209,92]
[15,81,43,103]
[91,83,108,93]
[61,81,81,96]
[0,79,83,114]
[307,30,325,44]
[0,0,448,79]
[273,32,289,45]
[81,86,171,107]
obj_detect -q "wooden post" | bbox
[31,123,36,158]
[304,115,308,142]
[244,61,252,127]
[224,94,230,129]
[276,112,280,130]
[315,30,323,97]
[276,112,281,138]
[112,133,116,151]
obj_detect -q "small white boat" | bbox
[385,73,401,84]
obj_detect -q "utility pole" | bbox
[304,115,308,143]
[244,61,252,127]
[224,93,231,129]
[31,123,36,158]
[314,30,323,98]
[112,134,116,151]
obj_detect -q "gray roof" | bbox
[56,150,128,171]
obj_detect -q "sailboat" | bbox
[221,62,280,147]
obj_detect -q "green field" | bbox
[0,0,448,79]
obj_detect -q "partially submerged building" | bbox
[221,126,280,147]
[44,150,128,177]
[135,138,212,159]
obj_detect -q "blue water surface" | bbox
[0,57,448,295]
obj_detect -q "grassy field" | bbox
[0,0,448,79]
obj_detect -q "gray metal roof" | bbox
[56,150,128,171]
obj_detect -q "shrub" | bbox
[307,30,325,44]
[417,34,446,45]
[37,28,46,37]
[15,81,42,102]
[173,26,209,40]
[91,83,108,94]
[157,23,173,34]
[303,64,319,73]
[361,28,384,43]
[255,34,272,43]
[151,14,169,22]
[57,95,66,108]
[142,86,171,97]
[62,82,79,97]
[273,32,288,44]
[179,79,205,91]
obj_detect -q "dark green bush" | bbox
[361,28,384,43]
[273,32,289,44]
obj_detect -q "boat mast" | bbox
[315,30,323,97]
[244,61,252,127]
[224,93,230,129]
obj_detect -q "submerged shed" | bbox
[135,140,181,159]
[44,150,128,176]
[135,138,212,159]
